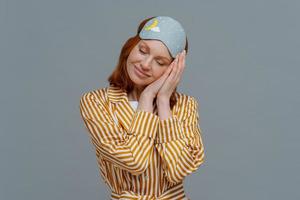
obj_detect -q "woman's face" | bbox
[126,39,173,87]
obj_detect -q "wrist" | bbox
[156,95,170,103]
[137,93,155,113]
[140,92,156,101]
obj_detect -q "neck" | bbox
[127,86,145,101]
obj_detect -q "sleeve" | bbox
[154,96,205,183]
[79,92,159,175]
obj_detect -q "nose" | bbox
[140,56,152,70]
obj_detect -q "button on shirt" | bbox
[79,85,205,200]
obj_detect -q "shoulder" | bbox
[173,92,200,120]
[79,87,109,106]
[175,91,199,109]
[174,92,198,120]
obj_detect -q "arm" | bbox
[79,91,159,175]
[155,96,205,183]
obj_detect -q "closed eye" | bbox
[139,48,146,54]
[157,61,164,66]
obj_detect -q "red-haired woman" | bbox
[79,16,205,200]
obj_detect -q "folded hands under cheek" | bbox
[157,50,186,100]
[142,50,186,100]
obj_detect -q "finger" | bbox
[169,54,179,80]
[177,52,183,72]
[163,62,175,78]
[175,51,186,83]
[179,50,186,73]
[174,52,183,79]
[162,54,179,87]
[157,62,174,84]
[183,50,186,64]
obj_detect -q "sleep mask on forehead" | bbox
[139,16,186,58]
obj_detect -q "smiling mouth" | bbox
[134,66,149,77]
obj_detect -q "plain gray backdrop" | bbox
[1,0,299,199]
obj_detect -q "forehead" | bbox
[139,39,172,59]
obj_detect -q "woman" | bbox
[79,16,205,200]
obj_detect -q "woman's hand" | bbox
[141,54,179,99]
[157,50,186,100]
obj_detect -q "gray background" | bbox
[1,0,299,199]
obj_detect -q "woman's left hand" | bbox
[157,50,186,100]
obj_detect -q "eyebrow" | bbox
[140,42,171,63]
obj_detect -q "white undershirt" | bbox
[129,100,138,111]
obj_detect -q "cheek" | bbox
[153,67,168,79]
[128,48,141,60]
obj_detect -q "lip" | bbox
[134,66,149,78]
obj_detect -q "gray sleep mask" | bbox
[139,16,186,58]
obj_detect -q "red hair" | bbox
[108,16,189,110]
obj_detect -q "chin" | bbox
[132,78,148,87]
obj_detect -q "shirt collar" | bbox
[107,85,128,103]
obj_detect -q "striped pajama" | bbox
[79,85,205,199]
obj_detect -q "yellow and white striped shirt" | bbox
[79,85,205,200]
